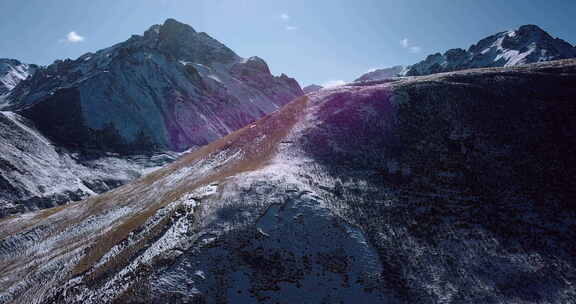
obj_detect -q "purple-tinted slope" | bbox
[295,60,576,302]
[1,59,575,303]
[0,18,302,217]
[7,19,303,153]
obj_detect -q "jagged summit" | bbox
[355,24,576,81]
[3,18,301,154]
[515,24,547,36]
[2,59,575,303]
[303,84,323,94]
[243,56,271,73]
[162,17,196,32]
[130,18,240,65]
[513,24,554,40]
[405,24,576,76]
[0,58,22,65]
[0,59,35,97]
[141,18,197,40]
[155,18,240,64]
[354,65,405,82]
[0,18,302,215]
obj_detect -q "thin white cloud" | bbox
[64,31,85,43]
[409,46,422,53]
[400,37,421,53]
[322,80,346,88]
[400,38,409,48]
[281,13,299,31]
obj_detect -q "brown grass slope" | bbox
[1,59,576,303]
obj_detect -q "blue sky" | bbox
[1,0,575,86]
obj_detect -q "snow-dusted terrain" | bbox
[355,65,406,82]
[0,60,34,95]
[0,110,180,217]
[302,84,323,94]
[4,18,302,152]
[0,59,35,106]
[1,59,575,303]
[355,25,576,81]
[404,24,576,76]
[0,18,303,216]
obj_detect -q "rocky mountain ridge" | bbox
[0,59,35,104]
[302,84,323,94]
[406,24,576,76]
[354,65,405,82]
[356,24,576,81]
[0,18,303,217]
[1,59,574,303]
[4,18,303,153]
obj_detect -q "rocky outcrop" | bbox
[1,59,575,303]
[0,59,35,98]
[0,111,179,217]
[404,24,576,76]
[6,19,303,153]
[302,84,323,94]
[355,65,405,82]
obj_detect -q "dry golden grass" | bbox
[71,96,309,279]
[32,204,68,220]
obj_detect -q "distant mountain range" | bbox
[302,84,323,94]
[356,24,576,81]
[355,65,405,82]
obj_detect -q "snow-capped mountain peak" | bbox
[154,18,240,65]
[354,65,406,82]
[404,24,576,76]
[0,59,35,97]
[356,25,576,81]
[5,18,302,154]
[303,84,323,94]
[0,18,303,215]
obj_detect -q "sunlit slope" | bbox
[1,59,575,303]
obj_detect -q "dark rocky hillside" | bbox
[1,59,574,303]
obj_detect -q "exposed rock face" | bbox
[0,111,179,217]
[0,19,302,216]
[302,84,323,94]
[1,59,575,303]
[6,18,303,153]
[0,59,35,99]
[404,24,576,76]
[355,65,405,82]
